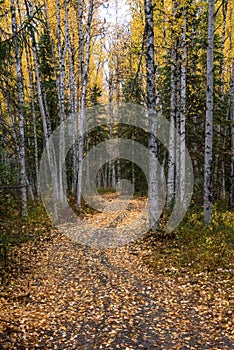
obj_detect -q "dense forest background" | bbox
[0,0,234,273]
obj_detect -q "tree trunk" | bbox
[56,0,68,203]
[26,0,59,216]
[220,0,228,199]
[10,0,27,216]
[167,45,176,210]
[77,0,94,208]
[229,60,234,207]
[108,74,116,189]
[204,0,215,224]
[68,32,78,194]
[175,39,181,198]
[144,0,159,230]
[26,48,40,200]
[16,0,37,201]
[180,15,187,204]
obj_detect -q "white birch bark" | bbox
[77,0,94,208]
[68,33,78,194]
[175,45,181,198]
[56,0,68,203]
[204,0,215,224]
[27,1,59,216]
[15,0,39,200]
[108,74,116,189]
[229,59,234,207]
[4,86,35,202]
[167,2,181,210]
[14,0,37,201]
[180,16,187,205]
[10,0,27,216]
[68,37,78,116]
[220,0,228,199]
[77,0,84,88]
[144,0,159,230]
[71,0,85,196]
[167,44,176,210]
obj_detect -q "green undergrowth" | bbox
[0,199,54,284]
[144,205,234,280]
[97,186,117,194]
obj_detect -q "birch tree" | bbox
[229,59,234,207]
[10,0,27,216]
[144,0,159,230]
[107,72,116,189]
[68,30,78,195]
[204,0,215,224]
[15,0,40,199]
[55,0,70,203]
[77,0,94,208]
[167,3,177,210]
[26,0,59,215]
[220,0,228,199]
[180,12,187,204]
[25,41,40,199]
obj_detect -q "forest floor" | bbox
[0,195,233,349]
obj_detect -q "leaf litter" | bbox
[0,197,233,349]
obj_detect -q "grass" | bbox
[144,205,234,278]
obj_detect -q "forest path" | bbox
[0,199,233,349]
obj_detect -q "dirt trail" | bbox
[0,198,233,349]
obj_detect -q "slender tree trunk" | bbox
[77,0,94,208]
[220,0,228,199]
[204,0,215,224]
[229,60,234,207]
[27,51,40,200]
[56,0,68,203]
[144,0,159,230]
[10,0,27,216]
[175,41,181,198]
[69,35,79,195]
[15,0,37,201]
[212,0,228,199]
[72,0,85,196]
[180,16,187,204]
[26,0,59,216]
[22,33,40,200]
[114,0,121,186]
[108,75,116,189]
[167,45,176,209]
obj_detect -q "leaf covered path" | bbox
[0,227,233,349]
